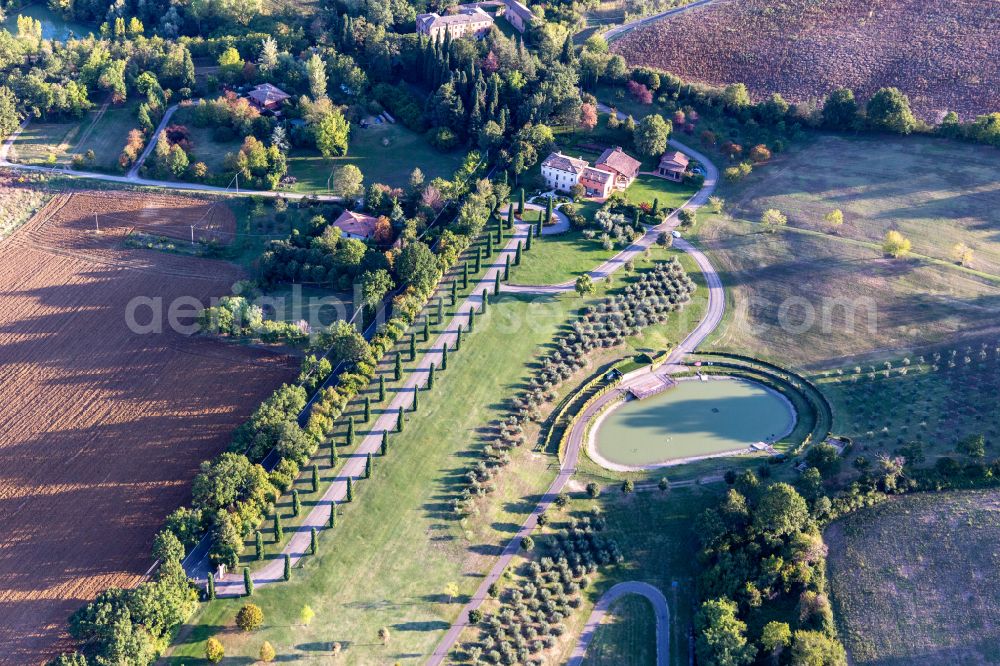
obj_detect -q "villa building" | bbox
[332,210,379,240]
[595,146,642,190]
[656,150,690,182]
[541,152,616,199]
[416,6,494,39]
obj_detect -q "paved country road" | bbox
[601,0,716,43]
[425,134,722,664]
[567,581,671,666]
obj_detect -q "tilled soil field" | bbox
[611,0,1000,121]
[0,191,295,664]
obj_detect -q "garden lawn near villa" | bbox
[285,121,465,193]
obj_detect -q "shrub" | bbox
[206,637,225,663]
[236,603,264,631]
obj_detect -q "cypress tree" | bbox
[409,334,416,361]
[494,270,501,295]
[486,233,493,257]
[330,441,338,466]
[481,289,489,313]
[244,567,253,596]
[504,255,511,281]
[468,308,476,332]
[346,417,355,446]
[309,528,318,555]
[441,342,448,370]
[363,396,371,422]
[365,452,373,478]
[283,554,291,581]
[515,241,522,265]
[536,209,543,235]
[380,430,388,455]
[311,464,319,493]
[394,352,402,381]
[378,374,386,401]
[496,216,503,243]
[428,363,436,389]
[274,512,283,542]
[346,476,354,502]
[451,278,458,305]
[506,204,514,229]
[634,208,641,228]
[412,384,420,412]
[526,225,533,250]
[462,262,469,289]
[397,406,404,432]
[545,197,553,229]
[207,572,215,600]
[456,324,463,350]
[255,530,264,561]
[292,489,301,517]
[423,318,430,342]
[651,197,659,216]
[474,250,481,272]
[329,501,337,528]
[437,297,444,323]
[518,188,525,214]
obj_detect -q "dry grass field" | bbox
[700,135,1000,370]
[611,0,1000,121]
[0,192,295,664]
[826,490,1000,665]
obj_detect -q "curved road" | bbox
[426,135,722,664]
[567,582,671,666]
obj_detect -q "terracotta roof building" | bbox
[247,83,290,111]
[595,146,642,189]
[416,6,494,39]
[656,150,690,182]
[332,210,379,240]
[579,166,615,199]
[541,152,588,192]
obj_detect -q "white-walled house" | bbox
[416,6,494,39]
[540,152,616,199]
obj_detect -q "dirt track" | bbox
[0,192,295,664]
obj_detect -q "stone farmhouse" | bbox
[503,0,534,33]
[416,6,494,39]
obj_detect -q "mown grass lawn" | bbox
[286,121,465,193]
[174,107,242,174]
[8,120,81,166]
[625,174,696,210]
[513,229,620,285]
[73,100,141,172]
[580,595,657,666]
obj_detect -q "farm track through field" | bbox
[0,191,297,665]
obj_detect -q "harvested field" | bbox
[0,192,296,664]
[826,490,1000,664]
[611,0,1000,121]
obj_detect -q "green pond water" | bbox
[594,377,795,467]
[4,5,94,41]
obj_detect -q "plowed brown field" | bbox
[0,192,296,664]
[612,0,1000,121]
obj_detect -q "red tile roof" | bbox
[596,146,641,179]
[333,210,379,239]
